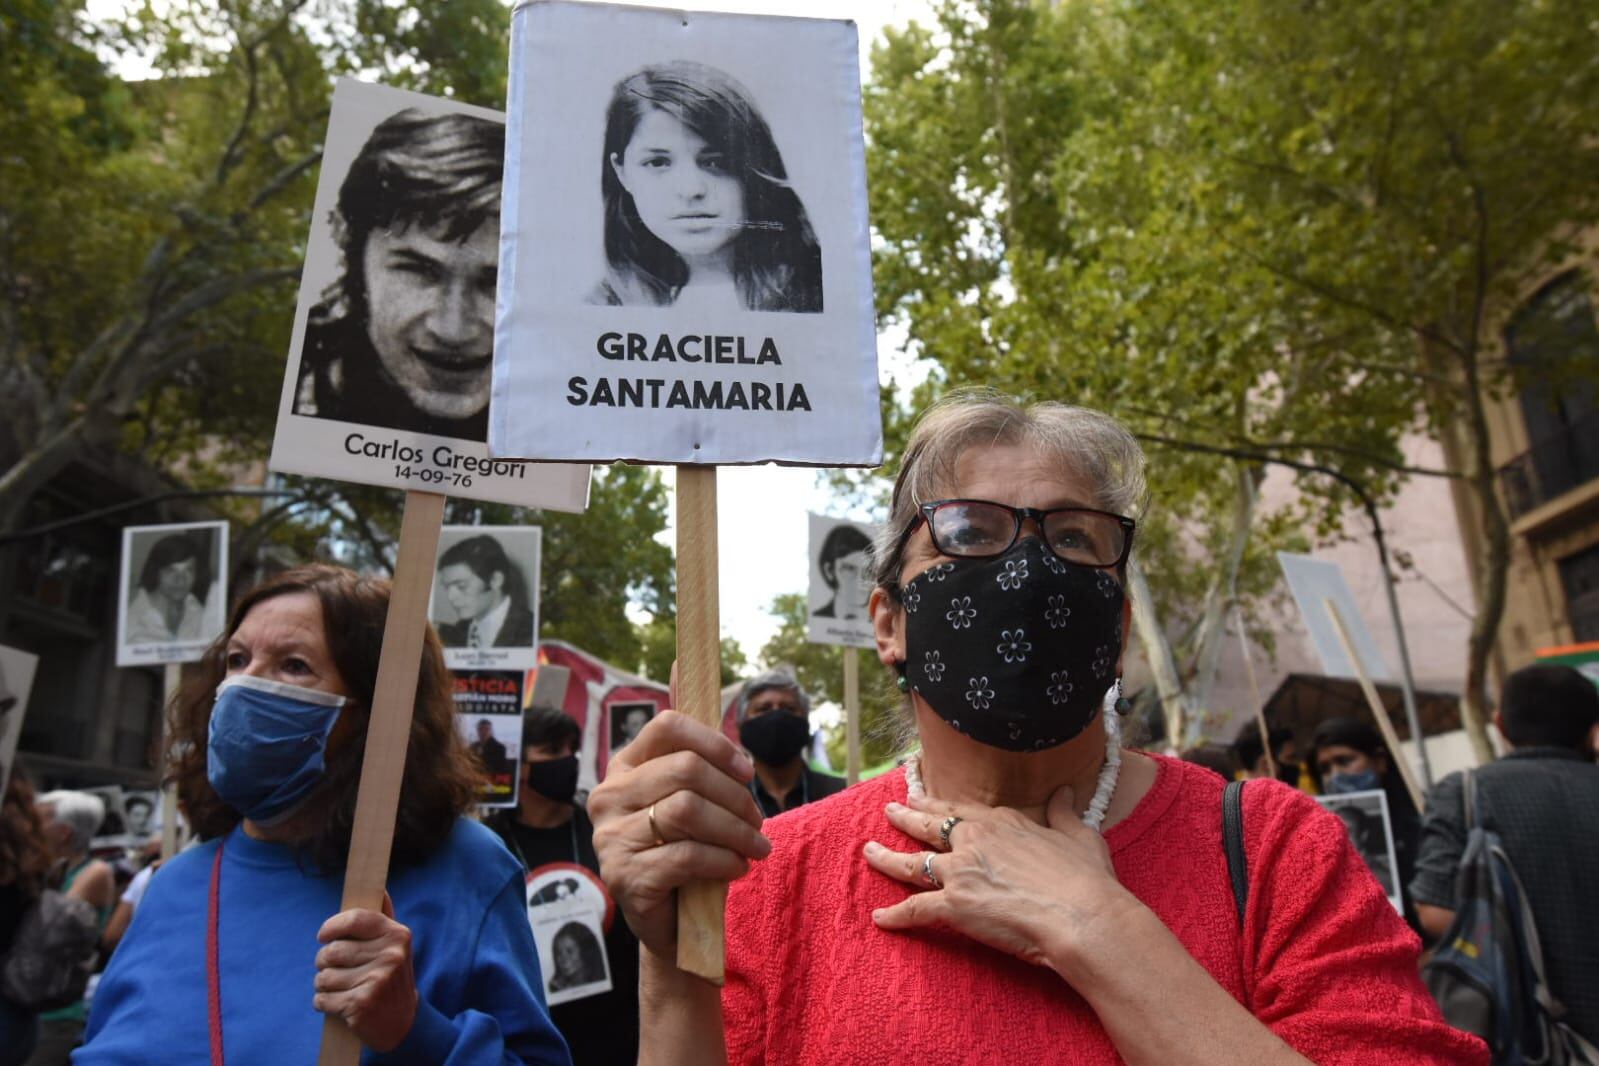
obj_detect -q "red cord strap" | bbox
[207,842,225,1066]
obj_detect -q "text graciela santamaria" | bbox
[566,332,812,411]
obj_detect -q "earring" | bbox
[895,661,910,692]
[1112,677,1131,716]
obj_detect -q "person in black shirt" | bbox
[1411,663,1599,1044]
[734,670,846,819]
[487,708,639,1065]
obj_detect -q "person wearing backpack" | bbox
[1411,663,1599,1056]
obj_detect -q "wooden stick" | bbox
[319,490,447,1064]
[1232,609,1277,781]
[160,663,182,861]
[843,646,861,785]
[674,466,725,984]
[1323,599,1426,812]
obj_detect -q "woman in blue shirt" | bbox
[78,565,570,1064]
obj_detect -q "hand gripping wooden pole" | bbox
[674,466,726,983]
[319,490,447,1065]
[1323,599,1426,813]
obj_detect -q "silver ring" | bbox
[647,803,666,847]
[921,851,941,888]
[938,815,963,851]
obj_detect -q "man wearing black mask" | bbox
[736,669,846,819]
[487,708,638,1064]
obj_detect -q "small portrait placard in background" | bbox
[525,864,614,1006]
[0,644,40,799]
[493,0,882,466]
[452,670,526,807]
[1317,789,1403,914]
[430,526,542,672]
[86,784,131,850]
[608,701,656,757]
[268,78,590,510]
[806,514,879,649]
[117,521,229,667]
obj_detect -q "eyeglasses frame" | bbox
[898,497,1137,569]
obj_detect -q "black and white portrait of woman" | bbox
[118,521,228,665]
[294,108,503,441]
[589,61,823,315]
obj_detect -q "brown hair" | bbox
[167,564,481,873]
[0,770,55,901]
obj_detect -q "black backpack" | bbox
[0,888,99,1013]
[1419,770,1599,1065]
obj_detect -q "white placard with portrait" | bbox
[0,644,40,800]
[492,0,882,466]
[526,866,614,1006]
[430,526,542,671]
[267,78,591,510]
[116,521,229,667]
[1317,789,1403,914]
[806,513,879,648]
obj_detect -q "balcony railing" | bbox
[1498,411,1599,520]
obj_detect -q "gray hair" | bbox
[872,389,1148,597]
[38,790,106,854]
[735,669,811,723]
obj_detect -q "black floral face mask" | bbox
[901,537,1124,752]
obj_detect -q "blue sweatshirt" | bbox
[77,819,571,1065]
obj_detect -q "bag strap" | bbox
[1462,767,1477,832]
[1223,779,1248,928]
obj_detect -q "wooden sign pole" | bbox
[843,647,861,785]
[673,466,726,984]
[1323,599,1426,813]
[1232,609,1277,781]
[319,490,447,1064]
[159,663,183,860]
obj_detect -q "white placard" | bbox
[267,78,591,510]
[1277,552,1395,682]
[1317,789,1403,914]
[121,789,161,840]
[86,784,131,850]
[806,513,879,648]
[117,521,229,667]
[492,0,882,466]
[431,526,542,671]
[0,644,40,799]
[452,670,526,808]
[526,867,614,1006]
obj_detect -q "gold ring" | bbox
[648,802,666,847]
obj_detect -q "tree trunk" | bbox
[1458,380,1507,766]
[0,413,101,534]
[1127,557,1190,752]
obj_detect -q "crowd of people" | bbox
[3,393,1596,1065]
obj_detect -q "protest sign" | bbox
[497,0,884,984]
[527,872,614,1006]
[493,0,882,467]
[431,526,542,672]
[86,785,131,850]
[453,671,526,807]
[806,514,878,649]
[116,521,228,667]
[1318,789,1404,914]
[1277,552,1395,682]
[267,77,590,512]
[122,790,160,841]
[0,644,39,799]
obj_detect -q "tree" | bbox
[866,0,1599,760]
[758,593,904,769]
[0,0,514,533]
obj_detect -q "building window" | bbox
[1561,543,1599,643]
[1499,273,1599,517]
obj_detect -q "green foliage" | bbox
[758,593,905,768]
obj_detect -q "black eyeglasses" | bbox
[902,498,1136,569]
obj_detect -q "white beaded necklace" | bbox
[903,696,1124,834]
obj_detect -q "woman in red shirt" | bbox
[589,392,1485,1065]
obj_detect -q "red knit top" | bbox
[723,755,1485,1065]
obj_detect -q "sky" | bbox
[82,0,940,666]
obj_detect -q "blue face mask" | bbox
[207,675,347,826]
[1326,769,1383,795]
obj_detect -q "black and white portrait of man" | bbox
[293,107,502,441]
[431,527,542,671]
[1318,790,1402,911]
[806,514,880,649]
[610,702,655,754]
